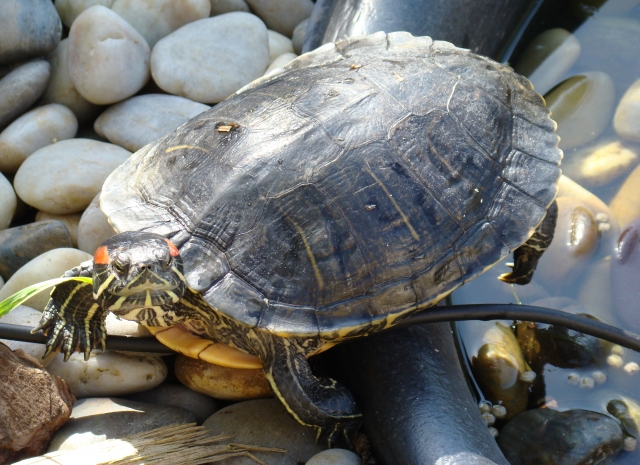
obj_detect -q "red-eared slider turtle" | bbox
[34,32,561,445]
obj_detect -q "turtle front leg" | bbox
[32,261,107,361]
[256,333,362,448]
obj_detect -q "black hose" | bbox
[2,303,639,353]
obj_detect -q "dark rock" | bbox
[0,0,62,66]
[0,60,51,131]
[498,408,624,465]
[48,397,197,452]
[124,382,220,425]
[0,343,75,464]
[0,220,73,281]
[202,398,325,465]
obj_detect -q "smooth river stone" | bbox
[48,397,196,452]
[0,60,51,131]
[535,196,600,292]
[609,164,640,228]
[13,138,131,214]
[41,39,101,125]
[292,18,308,55]
[545,72,615,151]
[611,218,640,332]
[268,30,294,64]
[94,94,210,152]
[112,0,211,49]
[0,220,73,280]
[35,211,82,247]
[0,0,62,66]
[47,351,167,398]
[67,6,151,105]
[0,248,91,311]
[264,52,297,76]
[203,399,325,465]
[245,0,313,37]
[210,0,250,15]
[54,0,116,28]
[0,104,78,173]
[0,305,52,365]
[614,79,640,143]
[77,193,117,254]
[175,354,272,400]
[562,139,639,187]
[306,449,361,465]
[0,172,16,231]
[573,16,640,97]
[151,12,269,104]
[514,28,581,96]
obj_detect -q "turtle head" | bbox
[92,231,186,317]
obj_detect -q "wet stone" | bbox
[611,218,640,332]
[0,0,62,66]
[609,164,640,228]
[203,399,325,465]
[614,79,640,143]
[498,408,624,465]
[0,103,78,173]
[111,0,211,49]
[124,383,220,424]
[67,6,151,105]
[34,212,81,247]
[77,193,117,255]
[94,94,210,152]
[0,60,51,131]
[48,397,196,452]
[175,354,272,401]
[0,248,91,311]
[544,72,615,151]
[0,220,73,281]
[562,139,639,188]
[514,28,581,96]
[150,12,269,104]
[245,0,313,37]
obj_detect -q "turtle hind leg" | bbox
[32,261,107,361]
[257,333,362,448]
[499,200,558,285]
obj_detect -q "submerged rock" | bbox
[611,219,640,332]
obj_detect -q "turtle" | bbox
[33,31,561,446]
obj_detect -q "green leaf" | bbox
[0,276,93,319]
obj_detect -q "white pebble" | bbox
[306,449,361,465]
[41,39,101,124]
[94,94,210,152]
[291,17,308,54]
[14,139,131,214]
[478,401,492,413]
[615,78,640,142]
[267,29,294,64]
[47,350,167,398]
[0,172,16,231]
[0,104,78,173]
[264,52,297,76]
[67,6,151,105]
[54,0,115,28]
[0,248,92,311]
[481,412,496,426]
[568,373,581,385]
[624,362,640,374]
[111,0,211,48]
[519,371,537,383]
[491,405,507,419]
[580,377,595,389]
[624,436,638,452]
[245,0,313,37]
[612,344,625,356]
[608,354,624,368]
[592,371,607,385]
[151,12,269,104]
[35,211,82,247]
[488,427,499,438]
[77,193,117,254]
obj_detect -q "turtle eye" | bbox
[113,259,127,275]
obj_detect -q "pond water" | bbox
[453,0,640,461]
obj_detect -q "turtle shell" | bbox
[101,32,561,340]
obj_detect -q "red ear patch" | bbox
[165,239,180,257]
[94,245,109,264]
